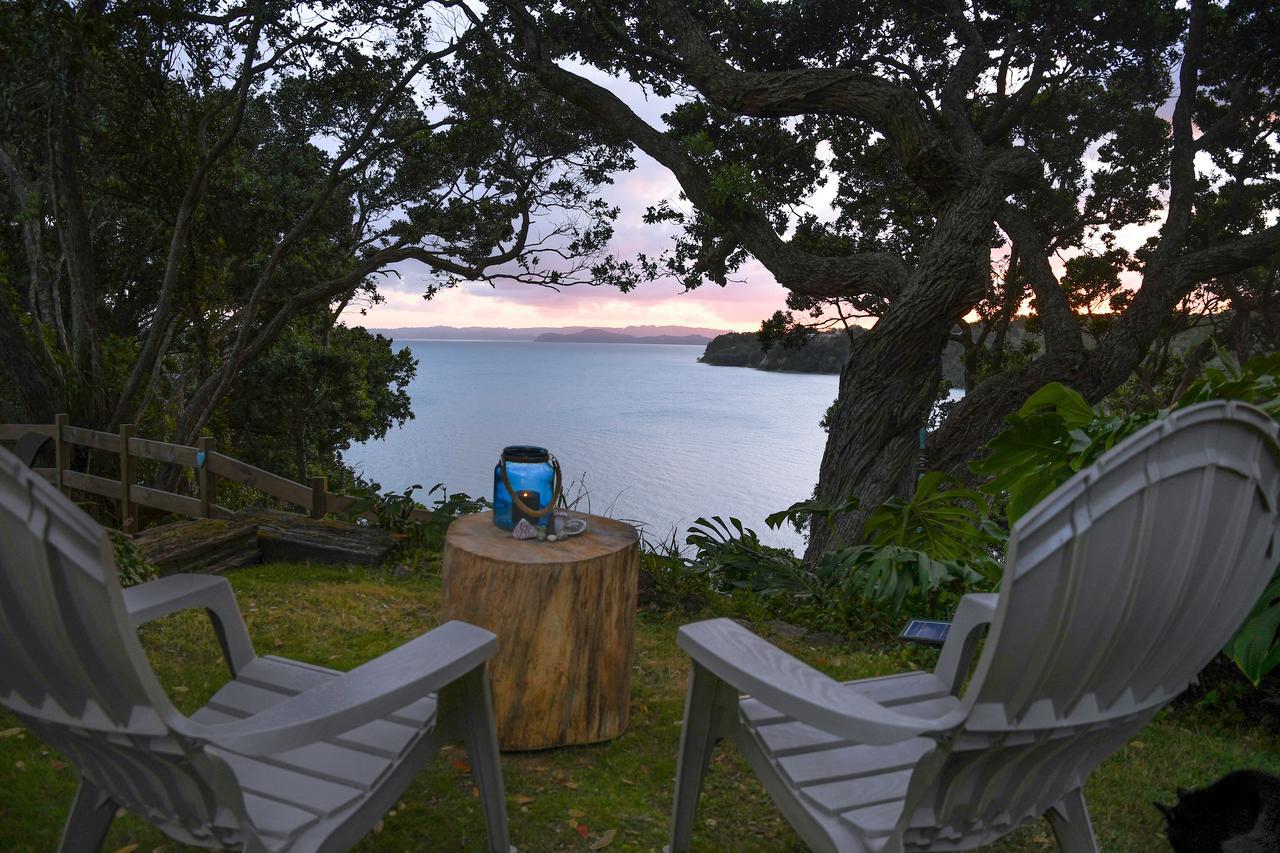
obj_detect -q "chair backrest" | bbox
[900,400,1280,847]
[0,445,247,847]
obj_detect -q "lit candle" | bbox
[514,489,541,527]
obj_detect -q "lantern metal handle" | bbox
[498,455,562,519]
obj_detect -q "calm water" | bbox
[346,340,838,551]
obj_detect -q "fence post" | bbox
[197,437,217,519]
[119,423,136,533]
[53,413,69,494]
[311,476,327,519]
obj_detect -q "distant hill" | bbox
[368,324,731,341]
[534,328,711,345]
[701,329,969,387]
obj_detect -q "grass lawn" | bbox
[2,561,1277,851]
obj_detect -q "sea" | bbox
[345,340,838,552]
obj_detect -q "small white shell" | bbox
[512,518,538,540]
[547,534,558,542]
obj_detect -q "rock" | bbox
[238,510,395,566]
[134,518,261,575]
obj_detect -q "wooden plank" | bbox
[134,518,261,575]
[62,425,122,453]
[61,470,124,500]
[207,452,311,507]
[325,493,357,515]
[54,414,69,494]
[245,510,394,566]
[130,484,202,518]
[0,424,55,441]
[119,424,137,533]
[128,436,198,466]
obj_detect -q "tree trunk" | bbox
[923,353,1088,479]
[0,287,59,420]
[804,325,947,560]
[803,178,1007,561]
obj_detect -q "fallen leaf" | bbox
[575,823,589,838]
[450,757,471,774]
[13,761,24,770]
[112,846,139,853]
[51,760,67,771]
[372,820,384,834]
[568,808,586,818]
[471,786,480,798]
[589,828,617,849]
[171,686,188,694]
[274,639,285,648]
[0,727,24,738]
[514,795,535,805]
[563,781,579,790]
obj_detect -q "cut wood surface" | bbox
[239,510,394,566]
[134,518,261,575]
[442,511,640,750]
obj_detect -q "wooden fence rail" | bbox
[0,417,399,531]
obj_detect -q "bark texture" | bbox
[441,512,639,750]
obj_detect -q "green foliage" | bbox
[970,351,1280,683]
[225,322,416,483]
[684,489,993,632]
[344,482,488,556]
[635,534,720,615]
[1229,574,1280,687]
[971,382,1151,523]
[865,472,1000,568]
[106,529,157,588]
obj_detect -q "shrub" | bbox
[107,529,157,588]
[971,349,1280,683]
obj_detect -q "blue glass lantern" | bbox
[493,446,561,530]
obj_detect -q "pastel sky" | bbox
[342,57,1185,333]
[351,152,793,332]
[345,64,814,333]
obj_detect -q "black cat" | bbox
[1157,770,1280,852]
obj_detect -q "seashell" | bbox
[512,518,538,540]
[547,534,558,542]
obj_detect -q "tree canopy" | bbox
[476,0,1280,554]
[0,0,631,461]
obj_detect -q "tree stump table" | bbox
[441,511,639,750]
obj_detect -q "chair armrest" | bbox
[933,593,999,695]
[186,620,497,755]
[122,574,256,675]
[678,618,963,745]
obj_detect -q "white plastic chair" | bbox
[0,443,512,852]
[668,400,1280,851]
